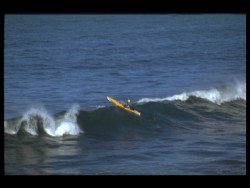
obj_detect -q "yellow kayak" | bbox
[107,96,141,116]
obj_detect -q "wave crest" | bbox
[4,105,83,137]
[138,82,246,105]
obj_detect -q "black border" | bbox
[2,0,250,13]
[2,0,249,177]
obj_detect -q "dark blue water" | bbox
[4,14,246,175]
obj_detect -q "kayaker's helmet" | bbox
[127,99,131,103]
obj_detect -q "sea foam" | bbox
[4,104,83,137]
[138,82,246,105]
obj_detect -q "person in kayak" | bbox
[124,99,135,110]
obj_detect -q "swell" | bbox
[77,98,245,133]
[4,82,246,137]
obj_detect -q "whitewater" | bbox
[4,104,82,137]
[138,82,245,105]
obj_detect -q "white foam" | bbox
[137,82,246,105]
[55,120,82,136]
[53,104,83,136]
[64,104,80,123]
[16,107,56,136]
[137,97,168,103]
[5,104,83,137]
[4,120,19,135]
[94,105,105,109]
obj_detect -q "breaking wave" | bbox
[4,104,82,137]
[137,82,245,105]
[4,82,246,137]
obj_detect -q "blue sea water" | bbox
[4,14,246,175]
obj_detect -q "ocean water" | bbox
[4,14,246,175]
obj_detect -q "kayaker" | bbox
[124,99,134,110]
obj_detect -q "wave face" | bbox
[77,98,245,136]
[137,82,245,105]
[4,104,82,137]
